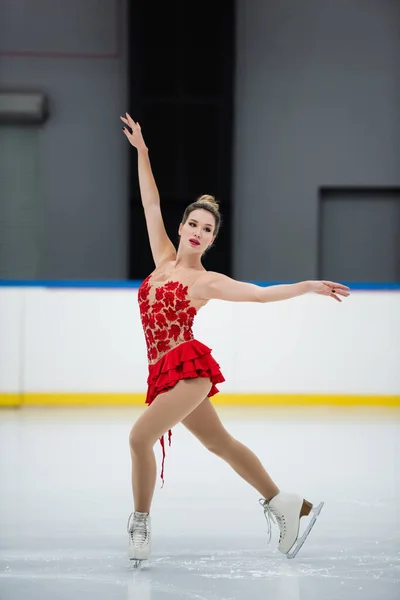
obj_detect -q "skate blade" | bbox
[286,501,324,560]
[130,558,147,569]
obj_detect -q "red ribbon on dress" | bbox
[159,428,173,487]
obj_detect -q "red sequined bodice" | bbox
[138,276,198,364]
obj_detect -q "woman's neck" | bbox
[174,251,203,270]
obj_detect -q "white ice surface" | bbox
[0,406,399,600]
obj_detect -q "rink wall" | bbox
[0,282,399,407]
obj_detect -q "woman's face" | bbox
[179,209,216,253]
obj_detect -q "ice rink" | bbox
[0,405,399,600]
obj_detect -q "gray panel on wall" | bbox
[0,0,118,56]
[0,0,127,279]
[0,129,42,278]
[319,189,400,282]
[234,0,400,282]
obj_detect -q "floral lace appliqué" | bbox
[138,278,197,363]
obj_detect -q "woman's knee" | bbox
[129,425,153,454]
[204,432,234,457]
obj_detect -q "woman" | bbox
[121,113,350,566]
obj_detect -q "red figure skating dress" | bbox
[138,272,225,484]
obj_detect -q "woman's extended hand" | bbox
[307,280,350,302]
[120,113,147,150]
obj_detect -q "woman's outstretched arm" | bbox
[191,272,350,303]
[121,113,176,267]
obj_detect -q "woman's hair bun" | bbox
[197,194,219,209]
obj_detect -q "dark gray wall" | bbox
[2,0,399,282]
[0,0,128,279]
[233,0,400,281]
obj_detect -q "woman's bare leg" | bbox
[182,399,279,500]
[129,378,212,513]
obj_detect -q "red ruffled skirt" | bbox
[145,339,225,485]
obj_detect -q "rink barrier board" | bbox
[1,393,399,407]
[1,281,399,407]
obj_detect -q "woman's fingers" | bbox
[120,116,134,130]
[326,281,350,291]
[330,286,350,297]
[319,281,350,302]
[323,281,350,296]
[126,112,136,129]
[313,280,349,302]
[120,114,142,137]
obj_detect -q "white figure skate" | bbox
[259,492,324,559]
[127,511,151,568]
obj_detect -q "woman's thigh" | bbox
[130,378,212,448]
[181,398,232,453]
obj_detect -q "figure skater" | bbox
[120,113,350,566]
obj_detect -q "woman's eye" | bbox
[205,228,211,233]
[189,222,195,227]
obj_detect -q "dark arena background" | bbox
[127,0,235,279]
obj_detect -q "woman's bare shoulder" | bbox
[190,270,220,299]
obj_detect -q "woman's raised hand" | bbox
[120,113,147,150]
[308,280,350,302]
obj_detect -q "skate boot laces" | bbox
[127,512,150,548]
[259,499,287,544]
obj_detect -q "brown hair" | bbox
[181,194,222,238]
